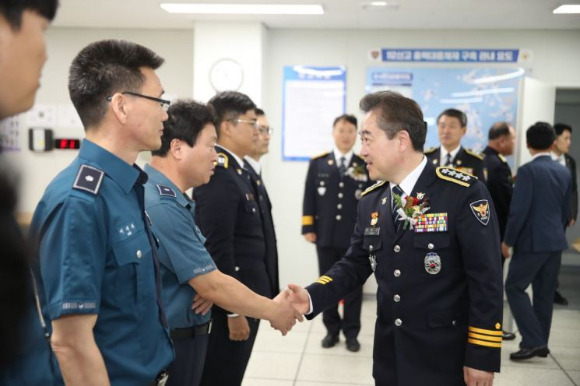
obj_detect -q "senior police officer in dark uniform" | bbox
[144,100,299,386]
[287,91,503,386]
[30,40,174,385]
[301,114,369,352]
[425,108,486,181]
[195,92,279,386]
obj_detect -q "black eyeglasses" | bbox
[106,91,171,111]
[258,125,274,135]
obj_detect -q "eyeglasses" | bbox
[228,119,260,130]
[106,91,171,111]
[258,125,274,135]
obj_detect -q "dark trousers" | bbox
[316,246,362,339]
[167,329,209,386]
[505,250,562,348]
[199,311,260,386]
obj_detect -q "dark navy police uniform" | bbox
[302,151,370,340]
[425,146,486,181]
[194,146,275,386]
[144,164,217,386]
[306,161,503,385]
[30,140,174,385]
[483,146,513,241]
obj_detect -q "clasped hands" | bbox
[268,283,311,335]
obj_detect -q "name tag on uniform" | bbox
[414,213,448,233]
[245,193,255,201]
[364,227,380,236]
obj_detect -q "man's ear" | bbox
[110,93,129,125]
[169,138,182,159]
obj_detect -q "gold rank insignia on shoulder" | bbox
[436,167,474,187]
[469,199,490,225]
[465,148,484,160]
[315,275,333,285]
[498,154,507,163]
[361,180,387,197]
[311,151,330,160]
[216,153,229,169]
[424,147,437,154]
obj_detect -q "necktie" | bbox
[445,153,453,166]
[392,185,404,232]
[338,156,347,176]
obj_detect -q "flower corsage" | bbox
[393,193,430,230]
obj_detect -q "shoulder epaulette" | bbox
[424,147,437,154]
[465,148,484,160]
[216,152,229,169]
[498,154,507,163]
[311,151,330,160]
[73,164,104,195]
[156,184,176,198]
[361,180,387,197]
[436,167,475,187]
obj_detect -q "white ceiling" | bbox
[53,0,580,30]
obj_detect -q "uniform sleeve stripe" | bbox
[302,216,314,226]
[468,326,503,336]
[468,332,502,342]
[468,338,502,348]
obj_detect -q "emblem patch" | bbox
[73,165,104,195]
[470,199,490,225]
[381,197,388,205]
[424,252,441,274]
[370,212,379,226]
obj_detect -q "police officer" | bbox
[244,108,279,294]
[425,108,486,181]
[144,100,299,386]
[301,114,369,352]
[30,40,174,385]
[0,1,60,384]
[194,92,278,386]
[287,91,503,386]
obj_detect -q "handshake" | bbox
[267,284,312,335]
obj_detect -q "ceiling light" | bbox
[553,4,580,13]
[160,3,324,15]
[371,1,388,5]
[361,1,398,9]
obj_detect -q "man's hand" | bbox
[568,219,576,227]
[501,242,511,259]
[227,315,250,341]
[303,232,317,243]
[268,291,303,335]
[464,366,494,386]
[286,283,311,315]
[192,293,213,315]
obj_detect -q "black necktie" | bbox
[392,185,404,232]
[338,156,346,176]
[445,153,453,166]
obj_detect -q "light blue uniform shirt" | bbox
[144,164,216,329]
[30,140,174,385]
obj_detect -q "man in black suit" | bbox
[194,92,277,386]
[503,122,572,361]
[244,108,279,293]
[289,91,503,385]
[302,114,370,352]
[551,123,577,306]
[425,108,486,181]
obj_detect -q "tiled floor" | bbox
[243,259,580,386]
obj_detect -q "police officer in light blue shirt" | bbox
[30,40,174,385]
[144,100,303,386]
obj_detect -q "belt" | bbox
[170,321,212,339]
[148,370,168,386]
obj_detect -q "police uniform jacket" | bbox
[306,161,503,385]
[483,146,513,239]
[302,151,370,249]
[193,147,275,302]
[30,140,173,385]
[425,146,486,181]
[564,153,578,222]
[245,160,280,293]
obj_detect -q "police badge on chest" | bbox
[424,252,442,274]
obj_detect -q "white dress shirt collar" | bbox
[333,147,354,167]
[440,145,461,165]
[244,156,262,175]
[532,152,552,161]
[389,155,428,197]
[551,151,566,166]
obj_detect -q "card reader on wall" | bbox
[28,128,54,152]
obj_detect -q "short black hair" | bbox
[208,91,256,137]
[488,122,512,140]
[152,99,216,157]
[437,108,467,127]
[359,91,426,152]
[0,0,58,29]
[527,121,556,150]
[333,114,357,128]
[255,108,265,116]
[68,39,165,130]
[554,123,572,136]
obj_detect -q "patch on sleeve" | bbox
[156,184,176,197]
[470,199,490,225]
[436,167,474,187]
[361,180,387,197]
[216,152,229,169]
[315,275,333,285]
[73,164,104,195]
